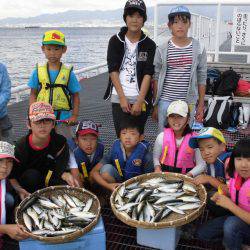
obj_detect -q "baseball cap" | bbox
[76,120,99,137]
[0,141,19,162]
[124,0,146,14]
[29,102,56,122]
[167,100,189,118]
[168,5,191,20]
[42,30,66,46]
[189,127,226,149]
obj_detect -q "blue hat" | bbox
[168,5,191,20]
[189,127,226,149]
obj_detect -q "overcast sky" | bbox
[0,0,155,19]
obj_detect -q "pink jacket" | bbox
[229,172,250,212]
[160,128,196,174]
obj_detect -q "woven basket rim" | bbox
[15,185,101,243]
[110,172,207,229]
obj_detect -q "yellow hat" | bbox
[189,127,226,149]
[42,30,66,46]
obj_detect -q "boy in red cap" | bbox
[28,30,81,139]
[9,102,79,200]
[68,120,104,187]
[0,141,28,248]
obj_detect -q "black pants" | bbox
[112,103,150,137]
[19,169,67,193]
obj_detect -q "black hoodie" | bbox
[104,27,156,106]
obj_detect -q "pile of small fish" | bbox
[21,193,96,237]
[114,177,202,223]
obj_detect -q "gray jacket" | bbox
[153,38,207,105]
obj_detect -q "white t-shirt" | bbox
[112,36,139,99]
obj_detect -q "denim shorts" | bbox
[100,164,123,182]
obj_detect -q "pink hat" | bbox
[0,141,19,162]
[29,102,56,122]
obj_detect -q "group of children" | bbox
[0,0,249,249]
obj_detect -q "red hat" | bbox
[76,120,99,136]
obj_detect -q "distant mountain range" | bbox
[0,6,237,27]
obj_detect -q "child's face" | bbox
[0,158,13,180]
[167,114,189,133]
[168,16,190,39]
[76,133,98,155]
[198,138,225,164]
[120,128,142,151]
[28,119,55,140]
[126,11,144,33]
[234,157,250,179]
[42,44,66,64]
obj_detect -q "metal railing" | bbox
[10,62,107,103]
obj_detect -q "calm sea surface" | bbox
[0,27,119,87]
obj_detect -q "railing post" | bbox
[154,2,158,44]
[215,3,221,62]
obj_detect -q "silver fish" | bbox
[43,220,55,231]
[166,205,185,215]
[32,205,42,215]
[83,198,93,212]
[177,203,201,211]
[117,202,138,212]
[183,183,196,193]
[71,196,85,207]
[178,196,200,203]
[63,194,77,208]
[27,208,40,228]
[23,212,33,231]
[38,199,60,209]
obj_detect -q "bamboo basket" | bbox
[110,172,207,229]
[15,185,101,243]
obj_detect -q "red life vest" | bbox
[160,128,196,174]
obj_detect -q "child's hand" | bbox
[211,193,233,209]
[193,174,210,185]
[186,172,193,178]
[18,188,31,200]
[195,103,204,123]
[61,172,80,187]
[4,224,29,241]
[108,183,120,192]
[131,101,142,116]
[154,166,162,173]
[120,96,131,113]
[66,115,78,125]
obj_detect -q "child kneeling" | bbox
[90,118,153,192]
[68,120,104,187]
[196,139,250,250]
[153,100,205,176]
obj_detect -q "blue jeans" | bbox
[196,216,250,250]
[158,99,196,133]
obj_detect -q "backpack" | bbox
[206,68,221,95]
[215,67,240,96]
[235,79,250,97]
[204,96,233,129]
[229,102,242,128]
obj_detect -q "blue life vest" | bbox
[67,138,104,177]
[110,139,150,180]
[207,151,231,181]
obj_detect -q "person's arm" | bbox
[0,224,28,241]
[29,88,37,105]
[110,72,131,113]
[194,174,224,189]
[67,92,79,124]
[187,149,207,177]
[9,179,30,200]
[131,75,151,116]
[0,64,11,108]
[153,133,164,172]
[68,150,82,187]
[211,193,250,224]
[196,44,207,122]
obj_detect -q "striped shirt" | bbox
[160,40,193,101]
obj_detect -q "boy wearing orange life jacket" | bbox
[153,100,205,175]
